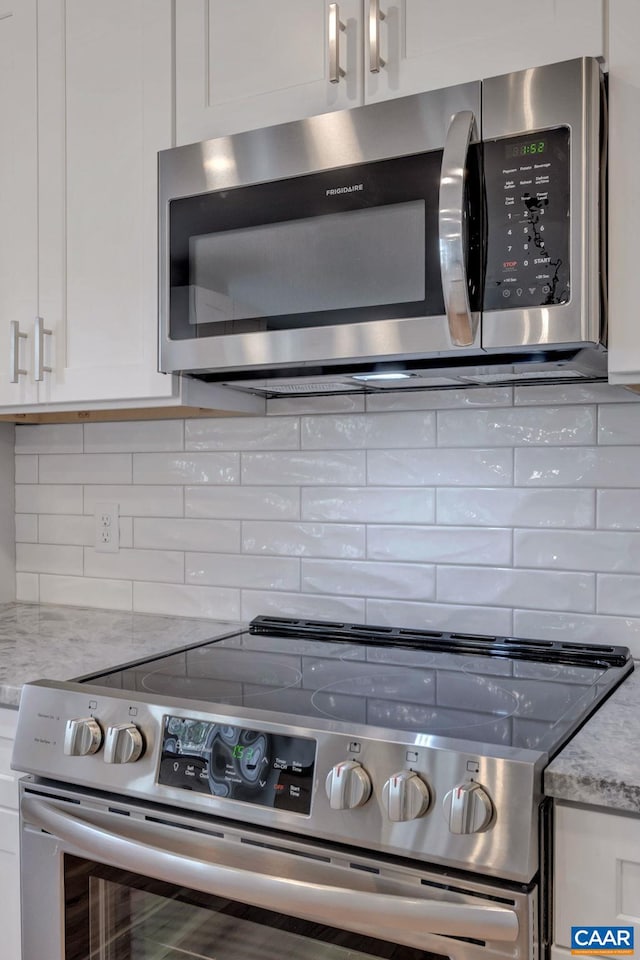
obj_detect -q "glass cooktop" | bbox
[86,616,633,756]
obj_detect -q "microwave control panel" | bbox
[483,126,570,311]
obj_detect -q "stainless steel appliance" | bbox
[12,616,632,960]
[159,58,606,397]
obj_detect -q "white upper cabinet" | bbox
[365,0,605,103]
[176,0,605,144]
[607,0,640,385]
[0,1,38,407]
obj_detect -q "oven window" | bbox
[64,855,445,960]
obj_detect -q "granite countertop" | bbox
[0,602,242,709]
[544,664,640,815]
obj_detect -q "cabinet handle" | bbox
[368,0,385,73]
[438,110,479,347]
[34,316,52,381]
[9,321,28,383]
[328,3,346,83]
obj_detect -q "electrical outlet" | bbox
[94,502,119,553]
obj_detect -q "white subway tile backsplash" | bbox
[185,486,299,521]
[597,490,640,530]
[514,610,640,658]
[242,521,365,558]
[84,419,184,452]
[16,572,39,603]
[367,525,511,565]
[133,452,239,485]
[15,423,83,454]
[515,446,640,487]
[598,403,640,445]
[267,394,365,416]
[368,449,513,486]
[514,383,637,406]
[437,406,595,447]
[16,484,83,515]
[242,451,366,485]
[301,412,435,450]
[365,599,513,635]
[515,530,640,574]
[240,590,365,622]
[15,514,38,543]
[39,454,132,485]
[597,574,640,617]
[366,386,513,411]
[84,547,184,584]
[186,416,299,451]
[36,514,134,549]
[133,581,240,620]
[134,518,240,553]
[83,485,183,518]
[437,487,595,528]
[302,487,435,524]
[437,566,595,612]
[186,553,300,590]
[16,543,83,576]
[301,559,435,600]
[39,574,132,611]
[15,455,38,484]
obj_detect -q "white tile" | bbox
[240,589,365,622]
[135,518,240,552]
[16,572,39,603]
[39,453,132,484]
[598,490,640,530]
[242,451,366,485]
[301,559,435,600]
[366,386,513,412]
[15,423,83,453]
[185,416,299,450]
[267,395,365,415]
[15,485,83,515]
[39,574,132,611]
[597,574,640,617]
[133,452,239,485]
[367,526,512,565]
[437,406,595,447]
[302,487,435,523]
[84,548,184,583]
[186,553,300,590]
[365,599,513,635]
[133,581,240,620]
[437,487,595,528]
[16,543,83,576]
[301,412,436,450]
[437,565,595,612]
[84,485,183,518]
[84,419,184,452]
[15,455,38,483]
[598,403,640,445]
[515,383,636,406]
[37,514,133,548]
[514,609,640,658]
[15,515,38,543]
[515,446,640,487]
[515,530,640,574]
[185,485,299,521]
[242,521,365,558]
[368,449,513,486]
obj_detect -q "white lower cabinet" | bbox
[553,802,640,960]
[0,707,20,960]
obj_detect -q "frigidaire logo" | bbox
[325,183,364,196]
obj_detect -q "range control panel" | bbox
[483,126,570,311]
[157,716,316,815]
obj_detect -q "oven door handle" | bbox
[22,795,520,949]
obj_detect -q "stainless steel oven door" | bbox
[19,781,537,960]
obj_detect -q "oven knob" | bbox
[444,782,493,834]
[325,760,372,809]
[382,771,431,821]
[64,717,103,756]
[103,723,145,764]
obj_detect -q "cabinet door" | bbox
[365,0,605,103]
[0,2,39,407]
[607,0,640,385]
[175,0,363,145]
[35,0,179,406]
[0,707,20,960]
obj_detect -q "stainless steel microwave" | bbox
[158,58,606,397]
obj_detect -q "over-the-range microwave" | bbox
[158,58,606,398]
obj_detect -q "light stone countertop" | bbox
[0,602,242,709]
[544,664,640,814]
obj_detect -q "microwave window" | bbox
[185,200,426,326]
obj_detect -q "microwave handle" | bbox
[22,795,519,951]
[439,110,479,347]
